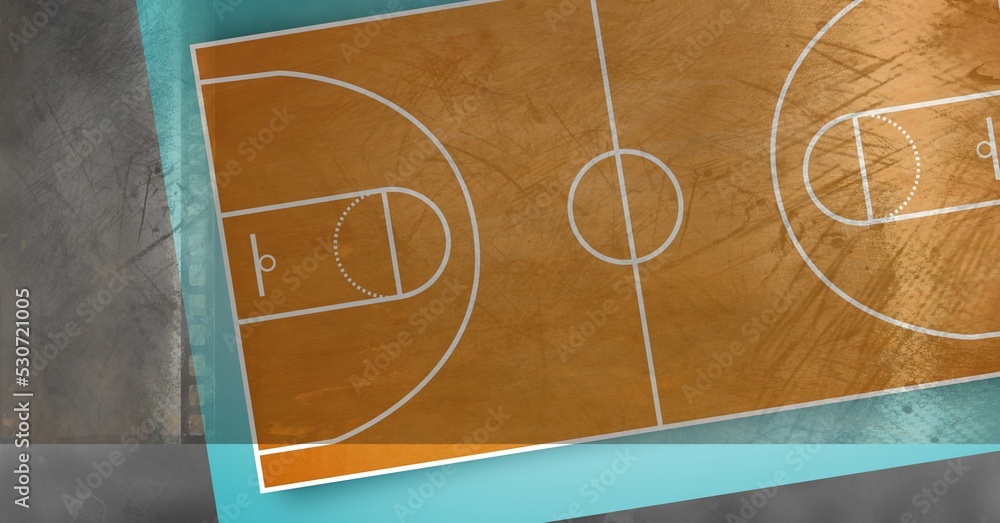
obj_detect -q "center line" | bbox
[590,0,664,426]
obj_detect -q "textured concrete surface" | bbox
[0,0,192,444]
[563,451,1000,523]
[0,0,216,521]
[0,444,216,523]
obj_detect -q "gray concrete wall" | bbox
[0,0,215,520]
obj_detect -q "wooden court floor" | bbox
[192,0,1000,490]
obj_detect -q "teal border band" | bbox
[135,0,1000,520]
[208,443,1000,522]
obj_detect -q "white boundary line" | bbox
[589,0,663,427]
[852,117,875,221]
[201,70,481,453]
[260,368,1000,492]
[190,46,267,493]
[189,0,502,50]
[803,89,1000,227]
[187,0,1000,493]
[190,63,481,485]
[771,0,1000,340]
[382,191,405,295]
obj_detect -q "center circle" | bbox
[567,149,684,266]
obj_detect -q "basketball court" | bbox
[191,0,1000,491]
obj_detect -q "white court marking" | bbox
[803,88,1000,227]
[771,0,1000,340]
[978,116,999,181]
[567,150,684,266]
[869,115,923,219]
[226,186,450,324]
[852,117,875,222]
[259,367,1000,492]
[191,46,267,494]
[193,68,482,458]
[382,191,405,296]
[581,0,689,427]
[249,233,276,297]
[589,0,659,426]
[333,195,386,299]
[189,0,502,49]
[188,0,1000,494]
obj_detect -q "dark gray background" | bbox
[560,451,1000,523]
[1,0,215,520]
